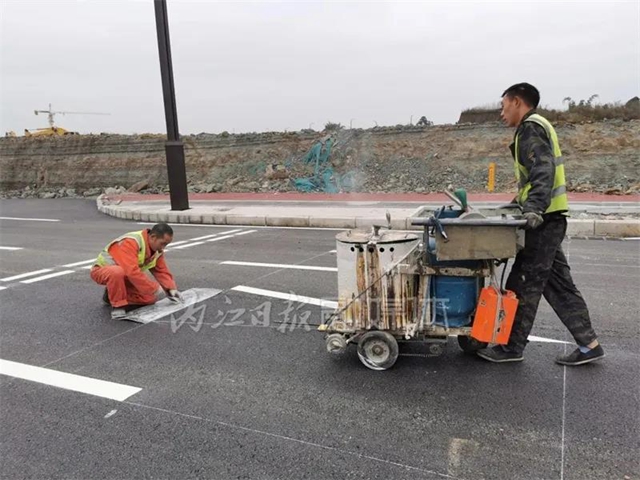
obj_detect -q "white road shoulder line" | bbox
[20,270,75,284]
[0,359,141,401]
[0,217,60,222]
[231,285,338,309]
[63,259,96,267]
[0,269,54,282]
[222,261,337,272]
[0,246,23,251]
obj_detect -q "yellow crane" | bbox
[25,104,110,137]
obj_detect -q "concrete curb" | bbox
[96,196,640,238]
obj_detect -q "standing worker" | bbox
[477,83,604,366]
[91,223,182,319]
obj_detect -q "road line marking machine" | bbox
[318,189,526,370]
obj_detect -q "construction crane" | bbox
[25,104,110,137]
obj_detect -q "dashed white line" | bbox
[0,359,141,402]
[0,217,60,222]
[0,246,23,251]
[0,269,53,282]
[187,230,242,242]
[231,285,338,308]
[20,270,75,284]
[62,259,96,268]
[172,241,207,250]
[205,230,257,242]
[221,261,337,272]
[0,286,6,291]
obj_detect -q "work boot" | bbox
[111,308,127,320]
[555,345,605,366]
[477,345,524,363]
[102,288,110,306]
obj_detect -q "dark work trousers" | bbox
[505,214,598,353]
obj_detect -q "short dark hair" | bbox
[150,222,173,237]
[502,83,540,109]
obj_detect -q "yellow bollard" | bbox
[488,162,496,192]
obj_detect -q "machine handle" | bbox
[410,218,527,227]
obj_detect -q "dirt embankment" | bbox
[0,120,638,198]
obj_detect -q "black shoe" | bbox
[555,345,605,366]
[477,345,524,363]
[102,288,110,306]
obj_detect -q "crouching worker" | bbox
[90,222,182,319]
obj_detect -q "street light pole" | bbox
[154,0,189,211]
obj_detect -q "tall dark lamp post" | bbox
[154,0,189,211]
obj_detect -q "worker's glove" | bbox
[168,289,183,303]
[523,211,544,230]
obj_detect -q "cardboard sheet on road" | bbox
[122,288,222,324]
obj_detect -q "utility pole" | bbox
[154,0,189,211]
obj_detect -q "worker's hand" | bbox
[168,289,183,303]
[523,211,544,230]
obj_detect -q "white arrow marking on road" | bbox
[222,261,337,272]
[0,359,141,401]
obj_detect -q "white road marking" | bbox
[81,265,94,270]
[329,249,337,253]
[221,261,337,272]
[231,285,338,309]
[560,343,568,480]
[188,230,242,241]
[104,409,118,419]
[0,269,53,282]
[0,286,6,291]
[20,270,75,284]
[205,230,257,242]
[0,359,141,401]
[0,246,23,251]
[0,216,60,222]
[172,241,206,250]
[527,335,570,345]
[62,259,96,267]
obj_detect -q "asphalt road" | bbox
[0,199,638,480]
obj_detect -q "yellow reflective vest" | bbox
[514,113,569,213]
[95,230,162,271]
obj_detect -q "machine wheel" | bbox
[357,331,399,371]
[457,336,488,354]
[325,333,348,356]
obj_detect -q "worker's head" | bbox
[148,222,174,252]
[500,83,540,127]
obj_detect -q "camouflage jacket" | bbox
[509,110,557,214]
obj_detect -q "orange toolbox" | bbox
[471,286,518,345]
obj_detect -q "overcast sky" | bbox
[1,1,638,134]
